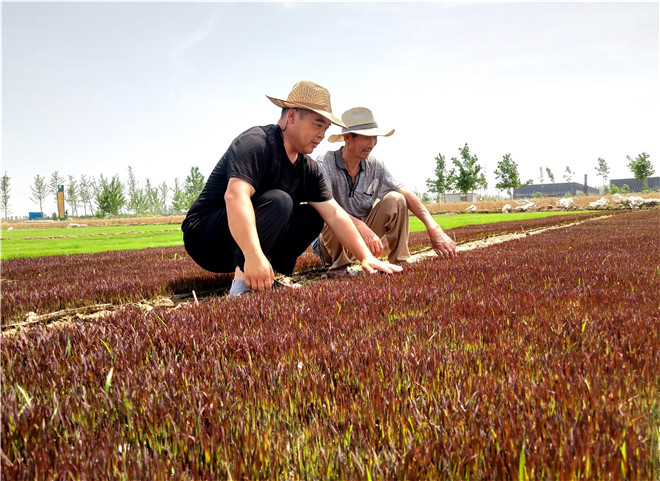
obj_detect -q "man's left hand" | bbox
[429,227,457,260]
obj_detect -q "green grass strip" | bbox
[1,211,589,260]
[409,211,591,231]
[1,225,182,260]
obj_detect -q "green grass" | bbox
[409,211,590,231]
[1,225,183,260]
[1,212,588,260]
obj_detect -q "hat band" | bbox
[342,122,379,133]
[289,101,331,112]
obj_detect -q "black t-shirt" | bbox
[182,124,332,233]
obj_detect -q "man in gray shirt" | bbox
[314,107,457,272]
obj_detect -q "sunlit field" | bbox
[2,209,658,479]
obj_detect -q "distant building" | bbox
[610,177,660,193]
[513,182,599,199]
[444,192,478,203]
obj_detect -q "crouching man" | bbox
[314,107,456,273]
[182,82,402,297]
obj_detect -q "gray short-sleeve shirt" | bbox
[316,149,403,219]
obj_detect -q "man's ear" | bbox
[287,108,298,125]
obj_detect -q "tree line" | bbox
[424,144,655,202]
[0,149,656,220]
[1,166,206,220]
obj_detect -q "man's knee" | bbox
[377,192,408,216]
[381,191,408,212]
[255,189,294,215]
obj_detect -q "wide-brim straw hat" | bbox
[267,80,346,127]
[328,107,395,142]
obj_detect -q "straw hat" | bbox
[267,80,346,127]
[328,107,395,143]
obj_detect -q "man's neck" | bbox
[341,146,362,172]
[278,120,299,164]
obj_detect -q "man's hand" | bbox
[360,256,403,275]
[225,178,276,290]
[398,187,457,261]
[429,226,457,260]
[242,253,275,291]
[355,220,386,257]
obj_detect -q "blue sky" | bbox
[2,1,658,217]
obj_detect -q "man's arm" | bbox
[316,153,386,256]
[310,199,402,274]
[224,177,274,290]
[398,187,457,260]
[347,213,386,257]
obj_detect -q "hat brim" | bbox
[266,95,346,128]
[328,128,395,143]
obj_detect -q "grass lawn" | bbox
[0,224,182,260]
[1,211,589,260]
[410,211,590,231]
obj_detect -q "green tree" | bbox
[563,166,574,183]
[158,181,170,214]
[171,178,186,214]
[96,174,126,216]
[449,143,487,197]
[179,166,205,211]
[595,157,610,192]
[144,178,164,215]
[494,154,529,199]
[30,174,48,213]
[425,153,450,203]
[538,166,544,184]
[126,166,149,215]
[415,190,432,204]
[627,152,655,191]
[545,167,555,183]
[78,174,95,216]
[66,175,79,217]
[49,171,65,210]
[1,172,11,220]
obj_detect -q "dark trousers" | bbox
[183,190,324,276]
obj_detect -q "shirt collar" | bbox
[334,148,365,173]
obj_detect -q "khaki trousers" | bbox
[318,191,411,269]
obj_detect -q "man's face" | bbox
[345,134,378,160]
[293,110,331,155]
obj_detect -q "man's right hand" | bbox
[361,256,402,275]
[242,253,275,291]
[356,220,386,257]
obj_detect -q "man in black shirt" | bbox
[182,80,401,296]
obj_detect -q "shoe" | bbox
[228,279,253,298]
[274,276,302,289]
[312,237,327,267]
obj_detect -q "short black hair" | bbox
[281,107,311,119]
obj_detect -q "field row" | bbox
[1,209,658,479]
[1,212,610,325]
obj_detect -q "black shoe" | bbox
[312,237,327,267]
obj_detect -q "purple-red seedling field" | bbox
[1,212,610,325]
[1,210,659,479]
